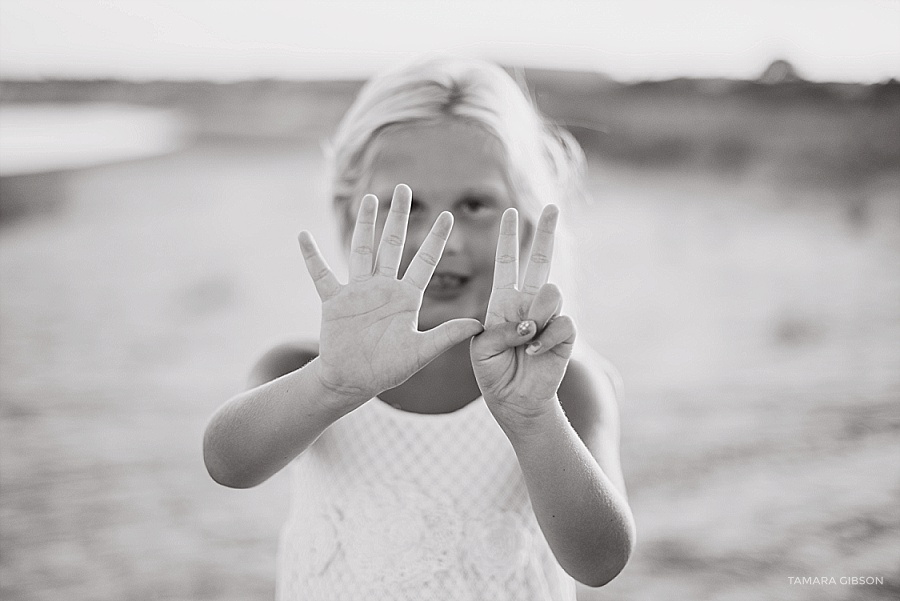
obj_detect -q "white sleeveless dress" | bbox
[277,395,576,600]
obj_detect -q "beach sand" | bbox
[1,120,899,599]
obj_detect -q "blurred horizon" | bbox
[1,0,898,84]
[1,57,895,86]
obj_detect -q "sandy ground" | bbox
[1,139,898,600]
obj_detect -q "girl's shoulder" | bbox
[247,339,319,388]
[560,346,623,409]
[558,346,628,492]
[557,347,624,442]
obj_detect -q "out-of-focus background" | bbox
[1,1,898,600]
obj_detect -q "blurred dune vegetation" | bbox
[1,64,899,600]
[3,66,899,182]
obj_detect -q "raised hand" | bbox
[298,184,484,410]
[470,205,576,426]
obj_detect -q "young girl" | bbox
[204,57,635,600]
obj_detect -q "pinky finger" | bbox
[525,315,576,358]
[298,231,341,300]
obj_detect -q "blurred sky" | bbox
[1,0,898,82]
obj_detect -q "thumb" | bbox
[419,318,485,362]
[471,319,537,359]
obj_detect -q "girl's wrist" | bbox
[307,358,372,417]
[487,393,564,440]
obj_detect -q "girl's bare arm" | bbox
[470,206,635,586]
[203,185,483,488]
[499,361,634,588]
[203,356,365,488]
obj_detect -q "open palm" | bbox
[298,185,483,408]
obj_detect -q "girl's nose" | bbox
[442,225,466,256]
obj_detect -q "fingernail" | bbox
[526,341,542,355]
[517,320,536,337]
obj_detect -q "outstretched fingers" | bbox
[298,231,341,300]
[348,194,377,280]
[403,211,453,290]
[492,208,520,291]
[521,204,559,301]
[374,184,412,278]
[484,208,520,327]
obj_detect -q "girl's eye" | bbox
[459,196,497,217]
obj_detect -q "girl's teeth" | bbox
[433,275,463,287]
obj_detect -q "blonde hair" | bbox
[324,56,587,228]
[323,55,589,332]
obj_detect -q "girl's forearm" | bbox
[500,398,635,587]
[203,358,365,488]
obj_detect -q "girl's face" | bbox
[348,119,530,330]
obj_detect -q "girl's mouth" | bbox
[426,273,470,299]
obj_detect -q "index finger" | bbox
[492,208,519,291]
[520,204,558,301]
